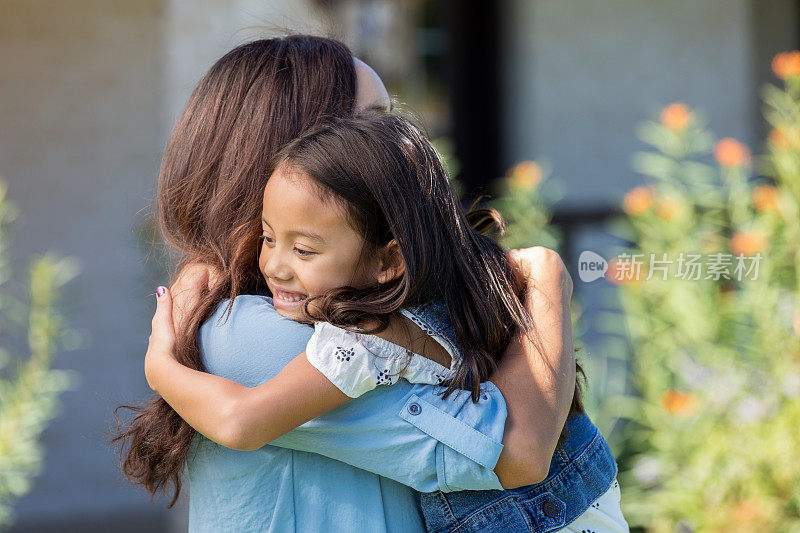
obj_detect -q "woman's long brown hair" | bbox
[111,35,358,507]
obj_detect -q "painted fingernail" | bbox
[156,286,166,297]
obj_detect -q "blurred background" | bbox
[1,1,799,531]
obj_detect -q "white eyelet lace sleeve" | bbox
[305,319,456,398]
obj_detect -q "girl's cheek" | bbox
[305,265,339,296]
[303,266,324,294]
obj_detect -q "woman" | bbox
[116,35,613,532]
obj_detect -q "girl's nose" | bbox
[263,251,292,282]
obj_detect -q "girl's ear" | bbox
[377,239,405,284]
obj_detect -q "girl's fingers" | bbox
[508,247,573,301]
[171,262,221,333]
[145,286,178,392]
[151,286,176,350]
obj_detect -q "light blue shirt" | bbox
[187,296,508,533]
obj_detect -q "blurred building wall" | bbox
[0,1,326,531]
[1,1,166,531]
[162,0,330,130]
[503,0,763,213]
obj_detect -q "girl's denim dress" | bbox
[412,302,619,533]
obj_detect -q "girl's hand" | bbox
[171,262,222,334]
[144,286,178,392]
[147,262,219,393]
[507,246,573,303]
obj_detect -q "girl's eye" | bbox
[294,247,315,257]
[259,234,275,245]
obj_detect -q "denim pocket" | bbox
[421,491,567,533]
[514,491,567,532]
[448,495,530,533]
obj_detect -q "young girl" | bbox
[145,114,627,532]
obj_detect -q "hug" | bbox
[116,35,627,533]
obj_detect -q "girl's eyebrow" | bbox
[291,230,326,244]
[261,218,325,244]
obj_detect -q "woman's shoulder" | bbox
[212,294,274,318]
[200,294,312,355]
[198,295,313,385]
[203,295,310,333]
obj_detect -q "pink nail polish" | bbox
[156,286,166,297]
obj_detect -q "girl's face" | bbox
[259,163,380,320]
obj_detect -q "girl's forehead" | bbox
[263,165,323,209]
[261,167,349,233]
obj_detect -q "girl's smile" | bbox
[259,162,380,320]
[270,287,308,311]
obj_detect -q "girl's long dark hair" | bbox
[111,35,358,507]
[275,114,586,419]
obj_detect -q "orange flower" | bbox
[733,498,763,522]
[661,389,698,416]
[507,161,542,190]
[605,257,645,284]
[768,127,800,150]
[656,197,682,221]
[772,51,800,79]
[768,127,790,150]
[714,138,751,167]
[660,103,691,132]
[792,314,800,337]
[752,185,781,212]
[730,231,766,255]
[622,186,654,216]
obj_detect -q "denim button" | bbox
[542,500,559,518]
[407,402,421,415]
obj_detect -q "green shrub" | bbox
[604,60,800,531]
[0,183,76,527]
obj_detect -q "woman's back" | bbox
[187,295,425,532]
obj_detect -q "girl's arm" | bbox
[491,247,576,486]
[151,248,576,487]
[147,289,508,493]
[191,293,508,493]
[145,287,351,451]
